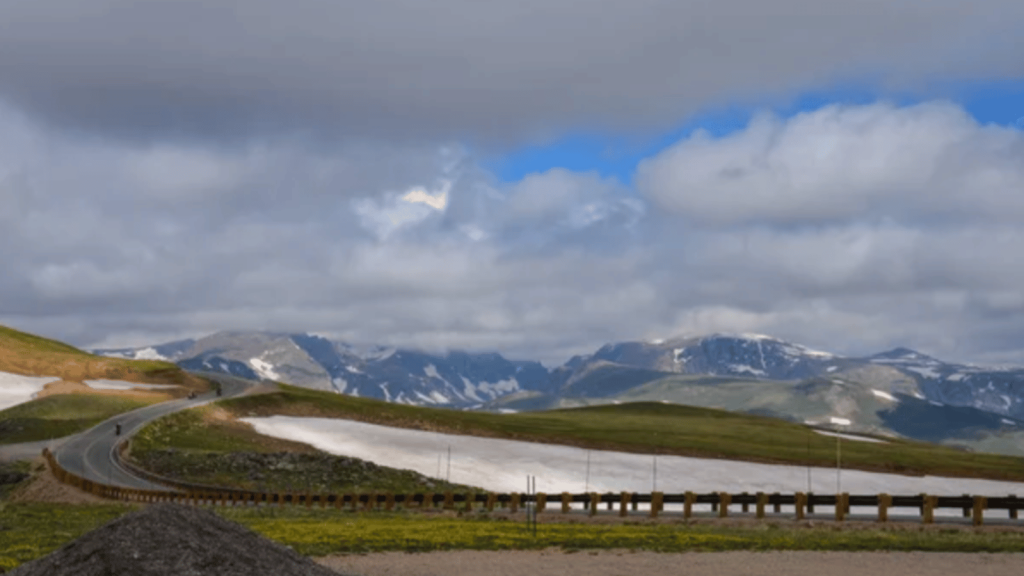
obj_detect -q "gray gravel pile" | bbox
[9,503,352,576]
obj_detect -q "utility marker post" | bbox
[584,450,591,494]
[652,456,658,492]
[828,417,851,496]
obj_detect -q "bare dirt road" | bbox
[318,550,1024,576]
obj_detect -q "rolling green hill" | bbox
[0,324,204,387]
[142,383,1024,482]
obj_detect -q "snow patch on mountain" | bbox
[476,378,520,397]
[871,389,897,402]
[903,366,942,379]
[728,364,766,377]
[460,376,483,403]
[248,357,280,380]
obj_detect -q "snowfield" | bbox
[0,371,61,411]
[241,416,1024,516]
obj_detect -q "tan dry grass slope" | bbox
[0,324,207,395]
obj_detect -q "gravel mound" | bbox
[9,504,351,576]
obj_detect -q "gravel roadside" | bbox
[317,550,1024,576]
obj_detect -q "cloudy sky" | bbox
[2,1,1024,366]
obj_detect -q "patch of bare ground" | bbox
[7,457,108,505]
[316,550,1024,576]
[34,380,179,402]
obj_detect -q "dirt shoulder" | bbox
[7,457,108,505]
[317,549,1024,576]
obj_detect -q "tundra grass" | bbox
[0,394,156,444]
[212,384,1024,482]
[130,407,477,494]
[0,503,135,571]
[2,503,1023,571]
[219,507,1024,555]
[0,324,206,389]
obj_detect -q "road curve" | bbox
[54,373,254,490]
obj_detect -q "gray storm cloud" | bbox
[4,97,1024,365]
[0,1,1021,144]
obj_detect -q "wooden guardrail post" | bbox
[650,492,664,518]
[973,496,987,526]
[486,493,497,512]
[835,493,847,521]
[773,492,781,513]
[683,491,695,519]
[561,492,571,514]
[756,492,767,519]
[741,492,750,513]
[536,493,547,514]
[443,492,454,510]
[922,495,936,524]
[878,493,890,522]
[510,493,520,513]
[718,492,730,518]
[620,492,630,517]
[590,493,600,517]
[795,492,806,520]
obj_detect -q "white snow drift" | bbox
[242,416,1024,512]
[0,371,61,411]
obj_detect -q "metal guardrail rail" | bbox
[42,447,1023,526]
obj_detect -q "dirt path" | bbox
[317,550,1024,576]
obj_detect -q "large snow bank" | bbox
[241,416,1024,503]
[0,371,61,411]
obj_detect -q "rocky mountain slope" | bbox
[95,331,1024,455]
[96,331,549,407]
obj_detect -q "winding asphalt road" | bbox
[42,373,255,490]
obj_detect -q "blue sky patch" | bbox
[484,79,1024,186]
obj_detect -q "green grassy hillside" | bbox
[0,324,203,388]
[0,395,157,444]
[155,383,1024,482]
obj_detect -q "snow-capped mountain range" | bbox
[94,331,550,407]
[94,331,1024,420]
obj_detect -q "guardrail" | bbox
[42,447,1024,525]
